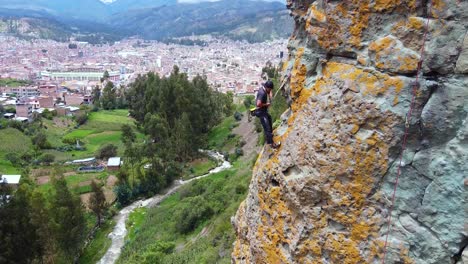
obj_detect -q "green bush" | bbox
[32,132,52,149]
[75,112,88,126]
[175,196,214,234]
[39,153,55,165]
[95,144,118,160]
[233,111,243,121]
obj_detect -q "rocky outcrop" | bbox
[232,1,467,263]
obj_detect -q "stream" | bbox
[97,151,232,264]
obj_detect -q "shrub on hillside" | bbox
[32,132,52,149]
[233,111,243,121]
[95,144,117,160]
[75,112,88,126]
[39,153,55,165]
[175,196,214,234]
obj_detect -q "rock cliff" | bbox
[232,1,467,263]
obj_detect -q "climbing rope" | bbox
[381,5,433,264]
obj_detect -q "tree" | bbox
[41,108,54,120]
[49,176,86,261]
[32,131,51,149]
[91,86,101,107]
[5,152,20,166]
[103,70,110,80]
[75,112,88,125]
[0,178,44,263]
[172,113,193,160]
[100,81,117,110]
[96,144,118,160]
[39,153,55,165]
[121,124,136,146]
[29,189,56,262]
[89,181,107,226]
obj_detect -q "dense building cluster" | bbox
[0,35,286,121]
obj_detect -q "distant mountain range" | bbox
[0,0,293,43]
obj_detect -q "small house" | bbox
[1,175,21,188]
[3,113,15,119]
[107,157,122,171]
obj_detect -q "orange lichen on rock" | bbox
[324,233,365,264]
[372,0,418,12]
[306,3,327,28]
[306,1,371,49]
[255,185,296,264]
[369,36,396,52]
[349,1,370,47]
[369,36,420,74]
[430,0,447,18]
[290,47,306,97]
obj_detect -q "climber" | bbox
[256,80,281,149]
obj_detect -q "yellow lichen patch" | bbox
[369,36,396,52]
[430,0,447,18]
[324,234,364,264]
[369,36,420,73]
[408,17,424,30]
[397,55,419,72]
[351,221,373,240]
[373,0,401,12]
[368,240,386,262]
[255,185,295,264]
[400,246,416,264]
[372,0,418,12]
[306,3,327,29]
[349,1,370,47]
[290,47,306,97]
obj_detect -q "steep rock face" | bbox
[232,1,467,263]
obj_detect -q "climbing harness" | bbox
[381,6,432,264]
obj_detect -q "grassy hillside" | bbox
[42,109,142,161]
[117,155,255,264]
[115,109,259,263]
[0,127,32,174]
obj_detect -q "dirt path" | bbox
[233,113,260,155]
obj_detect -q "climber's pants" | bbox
[258,112,273,144]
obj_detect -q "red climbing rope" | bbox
[381,7,432,264]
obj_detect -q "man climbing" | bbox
[256,80,280,149]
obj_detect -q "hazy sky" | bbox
[177,0,285,2]
[100,0,285,3]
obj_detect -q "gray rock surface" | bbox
[232,0,467,263]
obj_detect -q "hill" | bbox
[107,0,177,14]
[0,0,109,20]
[110,0,293,42]
[0,0,292,43]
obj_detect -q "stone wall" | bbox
[232,0,467,263]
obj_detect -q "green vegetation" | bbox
[117,155,255,264]
[116,102,257,263]
[0,175,87,263]
[0,66,238,263]
[78,220,116,264]
[0,127,32,174]
[127,208,148,241]
[207,116,239,152]
[38,172,107,195]
[113,67,233,207]
[0,78,32,87]
[183,157,217,180]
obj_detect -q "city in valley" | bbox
[0,36,287,121]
